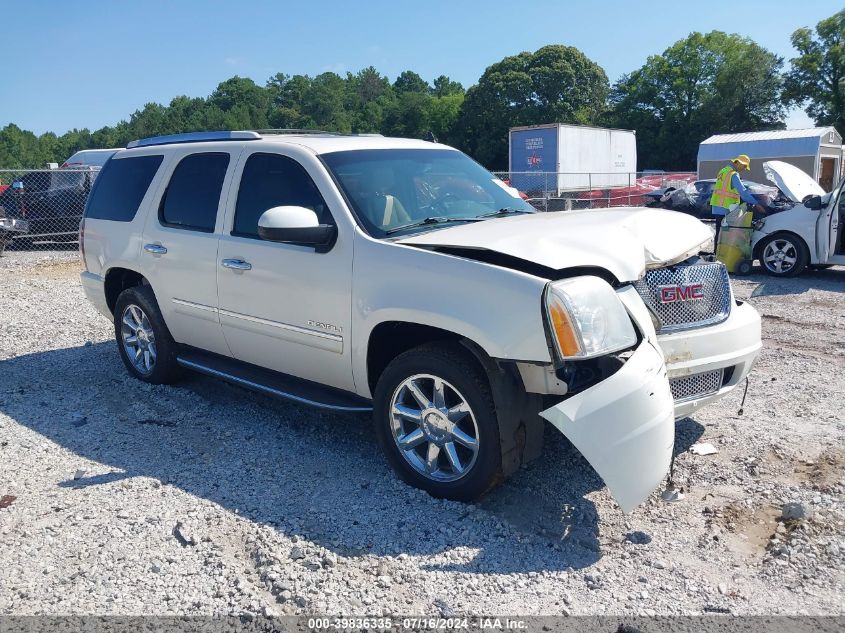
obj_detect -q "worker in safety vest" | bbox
[710,154,765,243]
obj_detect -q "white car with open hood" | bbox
[79,131,761,513]
[752,160,845,276]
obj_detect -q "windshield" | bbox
[322,148,535,237]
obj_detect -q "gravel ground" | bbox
[0,250,843,617]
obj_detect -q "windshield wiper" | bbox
[384,216,480,235]
[474,207,534,219]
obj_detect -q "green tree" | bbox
[454,45,608,168]
[0,124,43,167]
[301,72,351,131]
[426,93,464,143]
[783,9,845,135]
[432,75,463,97]
[266,73,312,128]
[208,76,269,129]
[609,31,785,169]
[393,70,430,94]
[383,92,431,138]
[345,67,394,132]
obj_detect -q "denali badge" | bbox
[307,320,342,333]
[659,284,704,303]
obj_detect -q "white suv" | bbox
[80,131,762,512]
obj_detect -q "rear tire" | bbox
[113,285,181,384]
[373,343,502,501]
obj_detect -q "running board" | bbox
[176,348,372,413]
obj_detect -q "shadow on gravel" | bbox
[748,266,845,297]
[1,342,701,574]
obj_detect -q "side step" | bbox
[176,348,372,413]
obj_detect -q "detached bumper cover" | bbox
[540,341,675,513]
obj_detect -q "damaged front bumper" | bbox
[539,340,675,513]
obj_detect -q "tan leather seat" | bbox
[358,167,412,230]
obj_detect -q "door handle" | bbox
[221,258,252,271]
[143,243,167,255]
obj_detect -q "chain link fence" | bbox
[493,171,697,212]
[0,166,702,255]
[0,167,100,255]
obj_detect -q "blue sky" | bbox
[0,0,834,135]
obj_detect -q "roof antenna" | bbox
[424,131,438,143]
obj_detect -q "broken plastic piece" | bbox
[690,442,719,456]
[661,487,685,503]
[540,342,675,513]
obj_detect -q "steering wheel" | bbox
[427,192,462,213]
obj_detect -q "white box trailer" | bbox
[508,124,637,194]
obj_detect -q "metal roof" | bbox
[698,127,841,162]
[700,127,838,144]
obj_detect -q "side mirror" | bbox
[803,195,822,210]
[257,206,337,249]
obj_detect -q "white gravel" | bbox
[0,250,843,617]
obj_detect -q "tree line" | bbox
[1,9,842,172]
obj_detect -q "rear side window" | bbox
[85,155,163,222]
[233,153,329,238]
[160,153,230,232]
[50,170,87,190]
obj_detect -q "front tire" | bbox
[759,233,808,277]
[113,285,181,384]
[373,343,503,501]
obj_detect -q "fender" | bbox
[351,233,552,398]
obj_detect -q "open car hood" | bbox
[763,160,825,203]
[398,208,713,282]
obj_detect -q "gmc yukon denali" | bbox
[80,131,762,512]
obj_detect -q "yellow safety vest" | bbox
[710,165,741,208]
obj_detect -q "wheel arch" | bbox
[104,267,151,315]
[753,230,810,263]
[366,320,544,477]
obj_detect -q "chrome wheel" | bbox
[121,304,156,375]
[389,374,480,482]
[762,238,798,275]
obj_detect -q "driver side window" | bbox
[232,153,330,239]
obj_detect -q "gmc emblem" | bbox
[659,283,704,303]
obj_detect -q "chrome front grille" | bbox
[669,369,724,403]
[634,262,731,332]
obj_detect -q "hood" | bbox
[764,160,824,203]
[398,207,713,282]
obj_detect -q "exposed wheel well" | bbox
[753,231,809,262]
[366,321,543,477]
[104,268,148,314]
[367,322,466,393]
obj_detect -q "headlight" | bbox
[544,276,638,359]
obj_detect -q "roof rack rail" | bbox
[253,129,384,137]
[126,131,261,149]
[252,128,338,136]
